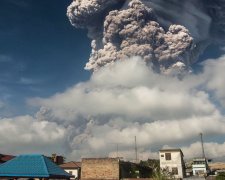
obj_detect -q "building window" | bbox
[172,167,178,175]
[165,153,171,160]
[161,154,164,157]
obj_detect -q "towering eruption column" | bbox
[67,0,225,74]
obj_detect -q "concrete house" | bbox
[60,161,81,180]
[159,149,185,179]
[192,158,209,176]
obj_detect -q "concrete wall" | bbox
[159,150,184,179]
[192,159,208,176]
[81,158,120,180]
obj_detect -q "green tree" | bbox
[216,172,225,180]
[152,167,175,180]
[140,159,160,169]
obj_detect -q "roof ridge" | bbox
[64,161,80,164]
[72,161,81,167]
[41,155,49,175]
[72,161,79,164]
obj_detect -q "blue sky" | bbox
[1,0,225,161]
[0,0,91,116]
[0,0,224,117]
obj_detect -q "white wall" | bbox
[159,151,184,179]
[64,168,79,179]
[192,164,207,176]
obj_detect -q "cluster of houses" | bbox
[159,149,211,179]
[0,149,225,180]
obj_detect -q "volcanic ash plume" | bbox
[67,0,225,73]
[67,0,122,40]
[144,0,225,45]
[67,0,196,73]
[143,0,211,42]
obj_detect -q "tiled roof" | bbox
[60,161,81,169]
[0,154,15,163]
[0,154,72,178]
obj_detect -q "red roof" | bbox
[60,161,81,169]
[0,154,15,163]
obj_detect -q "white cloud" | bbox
[0,56,225,160]
[170,141,225,160]
[29,58,217,122]
[200,55,225,107]
[0,115,67,156]
[25,56,225,160]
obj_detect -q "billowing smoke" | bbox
[88,1,195,73]
[67,0,123,40]
[144,0,225,43]
[67,0,225,73]
[29,56,225,160]
[143,0,211,42]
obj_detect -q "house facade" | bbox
[60,161,81,180]
[159,149,185,179]
[192,158,209,176]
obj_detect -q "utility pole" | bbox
[200,133,206,159]
[116,143,118,158]
[135,136,138,163]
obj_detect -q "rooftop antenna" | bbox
[200,133,206,159]
[135,136,138,163]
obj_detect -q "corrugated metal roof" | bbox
[0,154,72,178]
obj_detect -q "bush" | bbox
[216,172,225,180]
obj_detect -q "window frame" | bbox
[165,153,171,160]
[172,167,178,175]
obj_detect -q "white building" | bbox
[60,161,81,180]
[159,149,185,179]
[192,158,209,176]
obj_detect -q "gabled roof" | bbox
[0,154,72,178]
[60,161,81,169]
